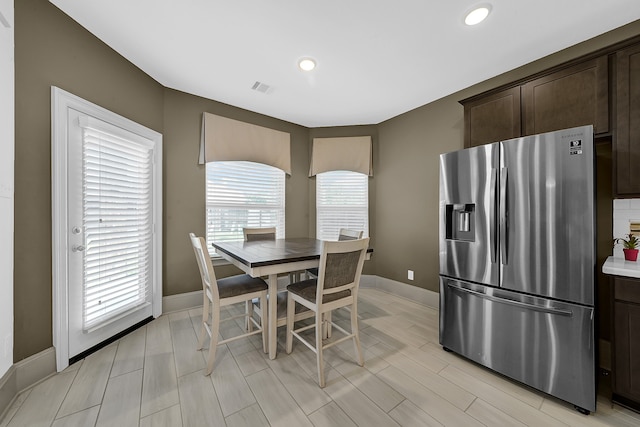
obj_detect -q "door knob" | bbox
[72,245,85,252]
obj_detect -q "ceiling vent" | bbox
[251,81,273,94]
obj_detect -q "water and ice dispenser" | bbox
[445,203,475,242]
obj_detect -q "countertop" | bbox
[602,256,640,278]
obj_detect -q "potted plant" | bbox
[614,233,640,261]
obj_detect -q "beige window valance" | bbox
[199,112,291,175]
[309,136,373,177]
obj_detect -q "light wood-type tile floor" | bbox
[2,288,639,427]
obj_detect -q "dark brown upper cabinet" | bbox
[522,56,609,136]
[615,44,640,196]
[463,87,521,148]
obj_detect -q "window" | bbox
[206,161,285,248]
[316,170,368,240]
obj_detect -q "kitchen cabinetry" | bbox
[615,44,640,195]
[522,56,609,135]
[612,276,640,411]
[463,87,521,148]
[461,55,608,149]
[461,36,640,196]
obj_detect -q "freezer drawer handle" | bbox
[449,284,573,317]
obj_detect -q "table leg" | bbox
[268,273,278,359]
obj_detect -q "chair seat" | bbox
[287,279,351,304]
[253,291,310,318]
[217,274,267,299]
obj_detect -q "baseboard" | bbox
[0,347,56,419]
[163,275,440,314]
[162,276,291,313]
[361,275,439,309]
[162,289,202,313]
[0,365,16,422]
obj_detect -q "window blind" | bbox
[316,170,368,240]
[206,161,285,248]
[81,123,153,331]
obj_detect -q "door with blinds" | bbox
[52,87,162,370]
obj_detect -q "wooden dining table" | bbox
[212,237,372,359]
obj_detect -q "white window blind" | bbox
[316,170,368,240]
[81,124,153,330]
[206,161,285,247]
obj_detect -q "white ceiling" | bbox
[49,0,640,128]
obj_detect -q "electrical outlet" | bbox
[408,270,414,280]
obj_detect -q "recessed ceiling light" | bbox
[298,58,316,71]
[464,4,491,26]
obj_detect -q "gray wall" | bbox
[13,0,640,362]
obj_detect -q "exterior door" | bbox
[439,143,498,286]
[500,125,595,305]
[52,87,162,371]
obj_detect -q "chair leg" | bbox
[205,306,221,375]
[246,300,253,332]
[197,297,210,350]
[286,293,295,354]
[351,303,364,366]
[316,312,326,388]
[260,293,268,354]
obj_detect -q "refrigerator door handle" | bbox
[449,283,573,317]
[500,167,508,265]
[490,168,497,264]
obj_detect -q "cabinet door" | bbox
[615,44,640,196]
[462,87,521,148]
[613,278,640,404]
[522,56,609,135]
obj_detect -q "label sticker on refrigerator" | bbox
[569,139,582,155]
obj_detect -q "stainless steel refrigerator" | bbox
[439,125,596,414]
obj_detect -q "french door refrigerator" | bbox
[439,125,596,414]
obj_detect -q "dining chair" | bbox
[305,229,364,338]
[243,226,276,241]
[243,226,303,284]
[241,227,316,339]
[242,226,277,330]
[189,233,268,375]
[306,228,363,278]
[285,237,370,387]
[337,228,364,241]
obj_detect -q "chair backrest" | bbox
[243,227,277,241]
[338,228,363,241]
[316,237,369,304]
[189,233,219,304]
